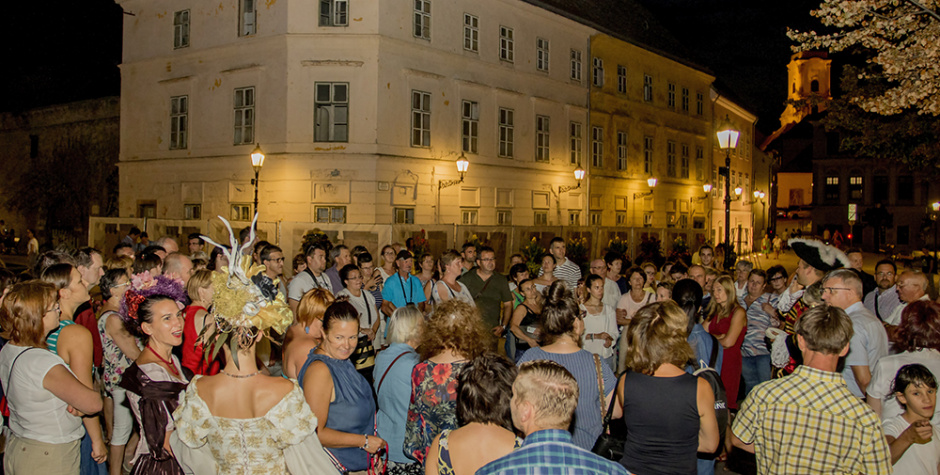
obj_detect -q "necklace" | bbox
[146,344,180,377]
[220,369,262,378]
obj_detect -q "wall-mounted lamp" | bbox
[634,177,658,199]
[557,166,586,194]
[439,152,470,190]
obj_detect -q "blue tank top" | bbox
[299,350,376,472]
[46,320,75,354]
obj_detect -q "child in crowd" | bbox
[883,364,939,474]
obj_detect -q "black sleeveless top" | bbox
[620,370,699,475]
[515,304,540,351]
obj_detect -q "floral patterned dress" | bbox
[171,376,338,475]
[98,310,141,394]
[403,360,467,464]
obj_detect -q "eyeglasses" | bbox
[822,287,852,294]
[46,303,61,315]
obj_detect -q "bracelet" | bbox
[362,435,369,450]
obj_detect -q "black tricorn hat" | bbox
[788,238,851,272]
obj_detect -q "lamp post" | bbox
[716,115,740,270]
[932,201,939,276]
[250,144,265,216]
[754,190,766,238]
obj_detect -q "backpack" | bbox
[692,334,728,459]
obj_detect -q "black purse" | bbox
[592,365,627,461]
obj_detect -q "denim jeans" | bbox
[80,431,108,475]
[741,354,771,400]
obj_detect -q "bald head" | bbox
[688,265,705,287]
[897,270,928,303]
[163,252,193,285]
[589,259,607,278]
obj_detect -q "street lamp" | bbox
[558,166,587,193]
[439,152,470,190]
[634,177,658,199]
[754,190,767,239]
[932,201,940,275]
[250,144,265,216]
[716,114,740,270]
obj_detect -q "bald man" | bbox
[884,270,930,327]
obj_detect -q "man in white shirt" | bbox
[884,270,930,327]
[288,242,332,315]
[821,269,889,398]
[541,237,581,291]
[862,259,901,322]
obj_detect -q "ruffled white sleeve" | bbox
[277,383,340,474]
[171,378,218,474]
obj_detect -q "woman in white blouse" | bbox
[581,274,619,371]
[431,250,475,306]
[335,264,380,344]
[0,281,102,475]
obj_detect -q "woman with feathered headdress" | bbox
[169,216,338,474]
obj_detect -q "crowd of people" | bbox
[0,223,937,475]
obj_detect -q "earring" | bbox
[304,326,310,334]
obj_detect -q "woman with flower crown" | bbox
[169,217,339,474]
[118,271,190,475]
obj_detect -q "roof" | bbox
[523,0,712,75]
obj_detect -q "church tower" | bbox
[778,51,832,126]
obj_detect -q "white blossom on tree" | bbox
[788,0,940,115]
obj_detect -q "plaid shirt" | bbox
[733,365,892,475]
[476,429,630,475]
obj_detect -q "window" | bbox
[411,90,431,147]
[314,82,348,142]
[643,136,653,174]
[139,203,157,218]
[497,210,512,225]
[617,65,626,93]
[170,95,188,150]
[667,83,676,108]
[394,208,415,224]
[591,126,604,168]
[174,10,190,48]
[239,0,256,36]
[463,14,478,52]
[462,100,479,153]
[569,122,582,164]
[897,176,914,202]
[680,143,690,179]
[413,0,430,39]
[695,146,704,181]
[535,115,550,162]
[667,212,677,228]
[315,206,346,223]
[849,175,863,200]
[534,211,548,225]
[234,87,255,145]
[499,26,513,62]
[667,141,676,177]
[568,211,581,226]
[461,209,478,225]
[696,92,704,115]
[590,211,602,226]
[873,175,889,202]
[617,131,627,171]
[536,38,549,72]
[29,135,38,158]
[498,108,514,158]
[644,212,653,227]
[231,204,252,221]
[183,204,201,220]
[592,57,604,87]
[679,214,689,228]
[681,87,690,113]
[825,176,840,202]
[570,50,582,82]
[319,0,348,26]
[616,212,626,225]
[643,74,653,102]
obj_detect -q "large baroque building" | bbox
[110,0,758,259]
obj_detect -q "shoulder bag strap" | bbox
[593,354,605,418]
[3,347,38,399]
[376,351,409,396]
[600,370,626,431]
[472,275,493,301]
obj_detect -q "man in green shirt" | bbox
[459,246,513,341]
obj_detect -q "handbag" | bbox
[353,334,377,370]
[592,359,626,461]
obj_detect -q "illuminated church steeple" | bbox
[779,51,831,126]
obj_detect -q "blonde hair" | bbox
[186,269,213,302]
[705,275,737,321]
[105,256,134,273]
[388,305,424,345]
[513,360,579,429]
[624,301,695,375]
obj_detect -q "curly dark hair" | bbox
[418,299,492,361]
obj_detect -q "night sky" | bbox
[5,0,822,135]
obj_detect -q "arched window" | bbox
[811,80,820,92]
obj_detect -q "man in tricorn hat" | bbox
[772,238,851,378]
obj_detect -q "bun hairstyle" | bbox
[672,279,704,334]
[539,280,581,345]
[321,298,359,333]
